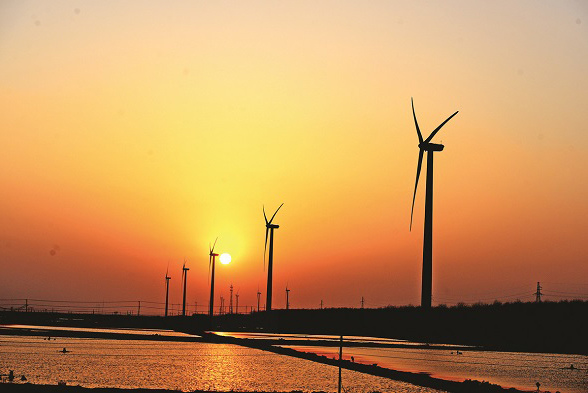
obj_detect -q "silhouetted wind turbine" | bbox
[164,265,171,317]
[208,238,219,318]
[181,260,189,316]
[410,98,458,309]
[264,203,283,312]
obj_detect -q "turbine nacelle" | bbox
[419,142,444,152]
[210,252,219,257]
[266,224,279,229]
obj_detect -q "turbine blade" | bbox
[410,148,424,231]
[211,237,218,253]
[411,98,424,144]
[269,203,284,224]
[264,227,269,271]
[263,205,268,225]
[424,110,459,143]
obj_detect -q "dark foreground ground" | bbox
[2,300,586,354]
[5,303,581,393]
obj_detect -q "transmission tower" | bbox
[534,282,542,302]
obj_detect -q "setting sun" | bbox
[220,253,231,265]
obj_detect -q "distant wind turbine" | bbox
[164,265,171,317]
[264,203,284,312]
[181,259,189,316]
[208,238,219,318]
[409,98,458,309]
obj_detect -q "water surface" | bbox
[0,335,441,393]
[284,345,587,393]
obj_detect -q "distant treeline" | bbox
[1,300,586,355]
[211,300,587,355]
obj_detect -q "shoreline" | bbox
[203,332,530,393]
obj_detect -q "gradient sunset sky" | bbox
[1,1,587,312]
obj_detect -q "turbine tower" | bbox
[208,238,219,317]
[235,291,239,314]
[164,267,171,317]
[229,284,234,314]
[257,286,261,312]
[410,98,458,309]
[264,203,284,312]
[181,260,189,316]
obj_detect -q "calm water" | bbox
[0,335,441,393]
[284,345,587,393]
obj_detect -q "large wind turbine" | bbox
[208,238,219,318]
[264,203,283,312]
[181,260,189,316]
[164,266,171,317]
[410,98,458,309]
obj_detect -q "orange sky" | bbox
[1,1,587,312]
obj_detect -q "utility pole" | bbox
[235,294,239,314]
[320,300,323,309]
[25,299,28,313]
[286,287,290,310]
[137,301,141,316]
[195,301,197,315]
[229,284,234,314]
[535,282,543,303]
[338,335,343,393]
[361,297,364,309]
[257,290,261,312]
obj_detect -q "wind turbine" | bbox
[264,203,283,312]
[164,265,171,317]
[410,98,458,309]
[235,290,240,314]
[181,259,189,316]
[208,238,219,317]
